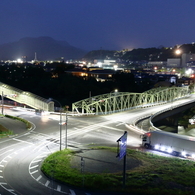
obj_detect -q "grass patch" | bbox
[0,114,32,138]
[5,115,32,130]
[41,147,195,194]
[0,123,13,138]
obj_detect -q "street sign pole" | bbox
[116,131,127,188]
[1,91,4,115]
[123,152,126,188]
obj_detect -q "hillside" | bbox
[0,36,87,61]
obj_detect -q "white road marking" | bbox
[8,189,14,192]
[12,138,34,145]
[36,175,42,181]
[30,165,39,169]
[116,122,125,126]
[69,189,76,195]
[126,124,145,134]
[31,170,38,174]
[31,159,42,163]
[0,150,14,157]
[7,189,18,195]
[45,180,50,187]
[0,182,7,185]
[57,185,61,191]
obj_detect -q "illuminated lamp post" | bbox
[65,106,69,149]
[110,89,118,114]
[110,88,118,97]
[110,89,118,94]
[185,69,194,92]
[175,48,182,67]
[175,49,181,55]
[1,91,4,115]
[48,98,63,151]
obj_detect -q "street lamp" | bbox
[175,49,182,55]
[48,98,63,151]
[65,105,69,149]
[1,91,4,115]
[110,89,118,94]
[175,47,182,67]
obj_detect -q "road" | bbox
[0,95,195,195]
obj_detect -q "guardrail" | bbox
[128,95,195,134]
[149,98,195,131]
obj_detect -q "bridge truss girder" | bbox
[0,82,54,112]
[72,86,189,115]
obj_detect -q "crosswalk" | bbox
[29,151,90,195]
[0,137,91,195]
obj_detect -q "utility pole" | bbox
[65,106,69,149]
[1,91,4,115]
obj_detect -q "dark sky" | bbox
[1,0,195,51]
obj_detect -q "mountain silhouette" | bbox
[0,36,87,61]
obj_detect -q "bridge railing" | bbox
[0,82,54,112]
[72,86,190,115]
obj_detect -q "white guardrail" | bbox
[129,96,195,134]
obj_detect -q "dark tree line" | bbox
[83,43,195,63]
[0,64,152,106]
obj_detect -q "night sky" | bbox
[1,0,195,51]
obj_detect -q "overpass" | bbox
[0,82,54,112]
[72,86,190,115]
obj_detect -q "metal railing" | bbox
[0,82,54,112]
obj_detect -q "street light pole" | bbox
[59,108,62,151]
[65,111,67,149]
[1,91,4,115]
[48,98,63,151]
[65,105,69,149]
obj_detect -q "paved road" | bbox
[0,95,194,195]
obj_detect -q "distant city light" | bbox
[175,49,181,55]
[113,65,118,70]
[97,62,102,67]
[17,58,23,63]
[186,68,194,76]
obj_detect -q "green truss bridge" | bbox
[72,86,190,115]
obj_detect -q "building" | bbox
[182,53,195,67]
[93,59,117,70]
[88,69,116,82]
[167,58,181,67]
[167,53,195,68]
[65,67,117,82]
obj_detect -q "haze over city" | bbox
[1,0,195,51]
